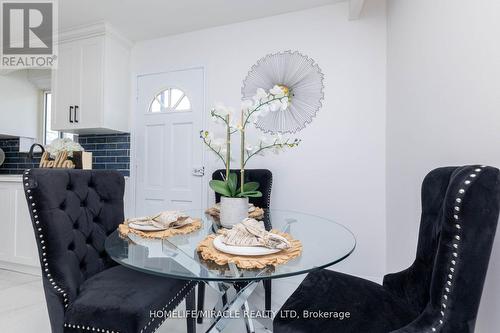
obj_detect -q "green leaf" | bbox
[227,172,238,196]
[243,182,260,192]
[209,180,232,197]
[238,190,263,198]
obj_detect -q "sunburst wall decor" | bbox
[241,50,325,134]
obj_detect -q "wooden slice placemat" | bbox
[118,219,202,239]
[197,230,302,269]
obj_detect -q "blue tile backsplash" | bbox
[78,134,130,176]
[0,139,42,174]
[0,133,130,176]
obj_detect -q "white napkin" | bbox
[127,211,195,230]
[220,218,291,249]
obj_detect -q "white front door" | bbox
[135,68,205,216]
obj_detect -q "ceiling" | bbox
[59,0,342,42]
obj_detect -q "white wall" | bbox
[0,70,42,139]
[387,0,500,331]
[132,0,387,280]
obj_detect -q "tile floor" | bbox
[0,269,304,333]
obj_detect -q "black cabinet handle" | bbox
[74,105,79,123]
[69,106,74,123]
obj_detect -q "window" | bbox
[43,91,75,144]
[149,88,191,113]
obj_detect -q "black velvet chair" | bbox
[23,168,197,333]
[274,165,500,333]
[197,169,273,323]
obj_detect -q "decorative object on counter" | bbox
[197,229,302,269]
[242,50,325,134]
[39,138,92,169]
[200,85,301,227]
[118,211,202,239]
[39,151,75,168]
[206,202,265,220]
[45,138,83,158]
[72,151,93,169]
[0,148,4,167]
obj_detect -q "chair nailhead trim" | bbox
[141,281,196,333]
[429,165,485,333]
[64,323,118,333]
[23,170,70,309]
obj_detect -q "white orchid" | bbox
[45,138,83,158]
[245,144,256,153]
[269,99,283,112]
[253,88,268,103]
[270,85,285,98]
[200,85,301,196]
[280,99,289,111]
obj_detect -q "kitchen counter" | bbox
[0,174,22,182]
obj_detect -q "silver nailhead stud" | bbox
[459,189,465,194]
[448,274,453,279]
[475,168,481,172]
[470,174,476,178]
[456,198,461,203]
[440,320,443,324]
[456,224,461,229]
[447,281,452,286]
[25,183,29,186]
[465,180,471,185]
[445,287,450,292]
[450,268,455,272]
[455,235,460,240]
[451,260,456,265]
[453,252,458,257]
[454,206,460,211]
[453,244,458,249]
[453,215,459,220]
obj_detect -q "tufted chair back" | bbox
[23,169,124,327]
[213,169,273,209]
[384,165,500,333]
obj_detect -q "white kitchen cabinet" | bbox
[52,23,131,134]
[0,177,39,275]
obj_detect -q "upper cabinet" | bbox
[52,23,131,134]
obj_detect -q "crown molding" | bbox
[57,21,133,48]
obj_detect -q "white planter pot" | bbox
[219,197,249,228]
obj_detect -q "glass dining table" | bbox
[105,209,356,333]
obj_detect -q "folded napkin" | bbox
[126,211,196,230]
[220,218,291,250]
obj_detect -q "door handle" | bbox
[192,166,205,177]
[74,105,79,123]
[69,106,74,123]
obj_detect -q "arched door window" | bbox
[149,88,191,113]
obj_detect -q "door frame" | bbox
[130,66,208,217]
